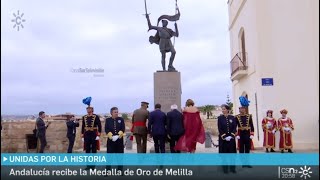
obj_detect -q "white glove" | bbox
[250,135,254,139]
[236,136,240,140]
[272,129,276,134]
[81,138,84,142]
[112,135,119,142]
[95,136,100,140]
[225,136,232,141]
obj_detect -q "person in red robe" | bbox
[262,110,277,152]
[174,99,205,153]
[278,109,294,153]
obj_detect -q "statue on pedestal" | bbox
[144,0,180,72]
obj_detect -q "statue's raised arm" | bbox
[146,14,159,31]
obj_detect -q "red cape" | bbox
[174,112,205,152]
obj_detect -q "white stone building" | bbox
[227,0,319,149]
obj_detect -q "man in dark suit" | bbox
[167,104,184,153]
[148,104,167,153]
[66,115,79,153]
[36,111,51,153]
[105,107,125,173]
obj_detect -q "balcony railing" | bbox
[230,52,248,76]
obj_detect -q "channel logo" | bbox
[278,166,312,179]
[298,166,312,179]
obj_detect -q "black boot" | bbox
[270,148,276,152]
[168,56,176,72]
[281,150,284,153]
[288,149,293,153]
[168,65,176,72]
[161,59,166,71]
[266,148,269,153]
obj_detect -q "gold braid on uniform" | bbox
[237,114,251,131]
[84,115,97,132]
[84,115,88,128]
[92,115,96,126]
[81,115,89,138]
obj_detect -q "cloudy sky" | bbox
[1,0,231,115]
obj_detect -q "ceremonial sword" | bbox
[143,0,150,16]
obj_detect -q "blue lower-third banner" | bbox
[1,153,319,166]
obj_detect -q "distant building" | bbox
[227,0,319,148]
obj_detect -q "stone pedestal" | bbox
[154,71,182,113]
[125,132,133,150]
[205,131,212,148]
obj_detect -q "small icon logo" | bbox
[11,10,26,31]
[298,166,312,179]
[3,157,7,162]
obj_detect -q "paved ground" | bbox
[74,135,319,153]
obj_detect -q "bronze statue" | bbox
[145,0,180,72]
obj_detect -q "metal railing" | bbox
[230,52,248,76]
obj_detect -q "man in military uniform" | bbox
[218,104,237,174]
[81,106,102,169]
[131,102,149,153]
[105,107,125,173]
[236,106,254,168]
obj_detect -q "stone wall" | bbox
[1,120,76,153]
[203,119,219,136]
[1,118,217,153]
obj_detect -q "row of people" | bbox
[37,100,294,157]
[261,109,294,153]
[218,104,254,174]
[218,103,294,174]
[131,100,205,153]
[36,99,206,155]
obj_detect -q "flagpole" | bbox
[173,0,178,46]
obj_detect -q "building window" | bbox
[238,28,247,67]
